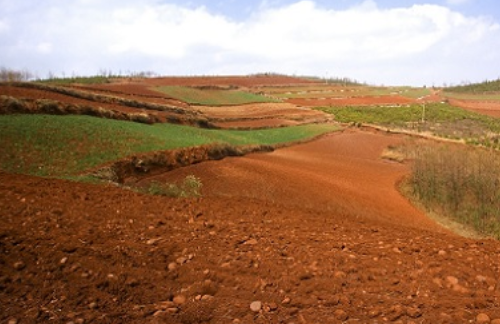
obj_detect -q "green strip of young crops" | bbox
[156,86,278,105]
[317,103,498,126]
[317,103,500,148]
[0,115,338,177]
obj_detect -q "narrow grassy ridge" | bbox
[0,114,337,177]
[156,86,277,105]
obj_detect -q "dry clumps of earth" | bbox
[1,75,500,324]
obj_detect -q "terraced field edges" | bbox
[0,114,338,177]
[156,86,278,105]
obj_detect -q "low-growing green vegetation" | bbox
[156,86,278,105]
[317,103,500,148]
[318,103,472,125]
[408,144,500,239]
[395,87,432,99]
[0,114,338,177]
[304,76,366,86]
[269,86,430,100]
[36,75,115,85]
[35,71,156,85]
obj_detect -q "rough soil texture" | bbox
[2,129,500,324]
[0,85,199,125]
[196,103,332,129]
[72,84,191,108]
[0,81,332,129]
[447,98,500,118]
[137,75,320,88]
[286,95,415,107]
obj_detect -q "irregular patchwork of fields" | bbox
[1,75,500,323]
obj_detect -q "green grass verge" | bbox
[0,115,338,177]
[156,86,278,105]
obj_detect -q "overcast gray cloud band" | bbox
[0,0,499,85]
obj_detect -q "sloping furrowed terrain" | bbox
[1,129,500,324]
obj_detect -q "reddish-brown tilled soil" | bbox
[138,75,320,88]
[447,98,500,118]
[196,103,332,129]
[2,129,499,324]
[0,81,332,129]
[0,84,188,124]
[286,95,415,107]
[0,85,127,112]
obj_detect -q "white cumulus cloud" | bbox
[445,0,472,5]
[0,0,499,85]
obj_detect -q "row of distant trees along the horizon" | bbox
[0,67,158,83]
[0,67,33,82]
[0,67,499,90]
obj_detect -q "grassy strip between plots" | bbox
[156,86,278,105]
[317,103,500,148]
[0,114,338,178]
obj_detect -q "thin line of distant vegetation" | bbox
[0,67,158,85]
[444,78,500,94]
[302,76,367,86]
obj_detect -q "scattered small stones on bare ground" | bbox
[1,130,500,323]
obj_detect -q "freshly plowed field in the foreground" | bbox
[2,130,499,324]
